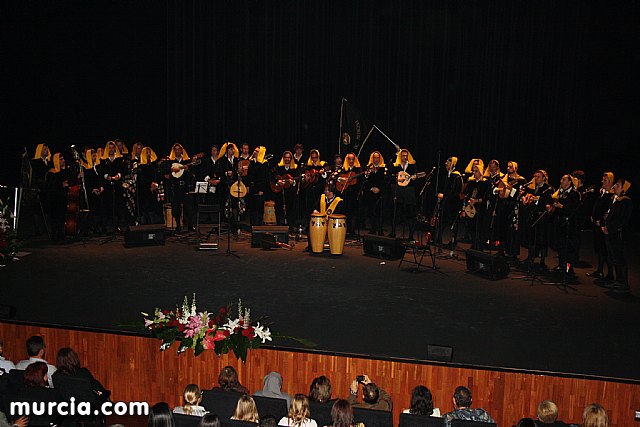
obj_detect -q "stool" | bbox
[196,204,221,245]
[399,241,436,271]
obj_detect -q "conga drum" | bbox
[163,203,175,230]
[327,214,347,255]
[309,213,327,253]
[263,200,276,225]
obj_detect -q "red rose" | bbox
[219,307,226,314]
[163,309,169,315]
[178,323,185,332]
[222,330,230,337]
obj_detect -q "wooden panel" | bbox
[1,322,638,427]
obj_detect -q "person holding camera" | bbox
[347,374,392,411]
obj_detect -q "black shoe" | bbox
[611,284,631,294]
[586,271,604,278]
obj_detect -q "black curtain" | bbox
[1,0,638,198]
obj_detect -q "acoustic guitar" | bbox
[396,171,426,187]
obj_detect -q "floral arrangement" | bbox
[0,197,20,263]
[142,295,272,362]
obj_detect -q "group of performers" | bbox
[27,140,633,293]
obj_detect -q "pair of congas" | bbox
[309,213,347,255]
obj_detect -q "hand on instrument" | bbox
[437,193,444,200]
[171,165,181,172]
[210,179,220,186]
[601,226,608,235]
[227,170,234,177]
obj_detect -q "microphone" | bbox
[264,154,274,161]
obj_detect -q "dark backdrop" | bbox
[1,1,638,199]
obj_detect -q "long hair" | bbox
[24,361,48,387]
[182,384,203,415]
[148,402,175,427]
[409,386,434,416]
[198,414,220,427]
[218,366,241,391]
[582,404,609,427]
[287,394,311,427]
[56,347,81,375]
[233,395,259,423]
[308,376,332,403]
[330,399,353,427]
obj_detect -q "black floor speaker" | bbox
[124,225,166,247]
[363,235,406,260]
[251,226,289,248]
[465,249,510,280]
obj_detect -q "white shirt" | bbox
[0,355,15,374]
[173,405,208,417]
[15,357,57,387]
[278,417,318,427]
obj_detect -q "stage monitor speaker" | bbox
[124,225,166,247]
[465,249,510,280]
[363,235,406,260]
[251,226,289,248]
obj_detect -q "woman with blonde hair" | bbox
[173,384,208,416]
[231,394,260,423]
[582,403,608,427]
[278,394,317,427]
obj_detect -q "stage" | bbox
[1,228,639,382]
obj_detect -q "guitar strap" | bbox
[320,194,343,216]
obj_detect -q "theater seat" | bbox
[450,420,497,427]
[399,413,445,427]
[253,395,288,420]
[202,389,243,421]
[222,419,260,427]
[353,407,393,427]
[308,400,334,427]
[174,413,204,427]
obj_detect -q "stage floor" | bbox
[2,228,639,381]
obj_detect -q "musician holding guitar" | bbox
[390,149,418,239]
[547,174,581,281]
[273,151,300,228]
[462,163,488,250]
[167,143,199,233]
[303,149,329,220]
[340,153,362,234]
[435,156,463,249]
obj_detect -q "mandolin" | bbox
[397,171,426,187]
[168,153,204,179]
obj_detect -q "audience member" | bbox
[328,400,362,427]
[402,385,440,417]
[231,394,260,423]
[215,365,250,394]
[15,335,56,387]
[582,404,608,427]
[20,361,56,402]
[260,415,278,427]
[198,414,221,427]
[442,386,495,426]
[347,374,392,411]
[173,384,208,416]
[149,402,175,427]
[52,347,108,398]
[308,376,333,403]
[255,371,292,408]
[0,340,16,374]
[0,411,27,427]
[536,400,570,426]
[278,394,318,427]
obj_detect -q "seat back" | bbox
[399,413,445,427]
[174,413,204,427]
[253,395,288,420]
[352,407,393,427]
[450,420,497,427]
[202,389,243,421]
[308,400,333,427]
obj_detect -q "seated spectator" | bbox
[442,386,495,426]
[52,347,108,399]
[149,402,175,427]
[198,414,221,427]
[536,400,570,426]
[231,394,260,423]
[214,365,250,394]
[328,399,363,427]
[255,371,292,408]
[278,394,318,427]
[0,339,16,374]
[514,418,536,427]
[261,415,278,427]
[15,335,56,387]
[347,374,392,411]
[0,411,28,427]
[308,376,333,403]
[402,385,440,417]
[174,384,208,416]
[20,361,55,401]
[582,404,608,427]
